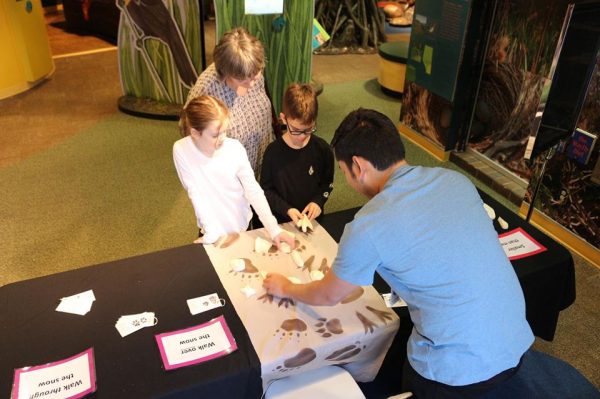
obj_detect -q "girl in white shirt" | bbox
[173,95,293,249]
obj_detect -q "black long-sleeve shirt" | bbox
[260,135,334,223]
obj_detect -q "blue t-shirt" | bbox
[333,165,533,386]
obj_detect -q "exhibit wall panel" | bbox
[399,0,495,153]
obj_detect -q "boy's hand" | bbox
[287,208,303,224]
[302,202,322,220]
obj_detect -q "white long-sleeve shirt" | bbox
[173,137,281,244]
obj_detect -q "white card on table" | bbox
[55,289,96,316]
[382,292,407,308]
[115,312,156,337]
[187,293,224,315]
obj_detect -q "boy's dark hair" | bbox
[281,83,318,125]
[331,108,405,171]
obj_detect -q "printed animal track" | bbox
[257,293,295,308]
[319,258,330,273]
[274,319,308,340]
[325,342,365,362]
[301,255,315,272]
[313,317,343,338]
[228,258,260,279]
[256,240,305,257]
[356,311,377,334]
[341,287,364,304]
[217,233,239,249]
[274,348,316,372]
[366,306,394,324]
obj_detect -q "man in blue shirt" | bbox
[263,108,533,398]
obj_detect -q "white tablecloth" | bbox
[205,221,400,389]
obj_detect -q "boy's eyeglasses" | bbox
[287,122,317,136]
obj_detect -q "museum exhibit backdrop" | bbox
[526,53,600,248]
[214,0,313,115]
[400,0,575,179]
[465,0,576,180]
[117,0,203,105]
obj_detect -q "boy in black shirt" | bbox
[260,83,334,224]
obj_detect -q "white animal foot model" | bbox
[296,214,313,233]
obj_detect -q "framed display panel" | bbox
[399,0,495,153]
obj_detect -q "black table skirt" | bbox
[0,245,262,399]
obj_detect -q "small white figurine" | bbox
[230,258,245,272]
[291,250,304,267]
[296,214,313,233]
[254,236,272,254]
[240,285,256,298]
[483,203,496,220]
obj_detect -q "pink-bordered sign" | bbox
[11,348,96,399]
[499,227,548,260]
[155,315,237,370]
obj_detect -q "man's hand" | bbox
[287,208,303,224]
[273,231,296,251]
[262,269,359,306]
[302,202,322,220]
[263,272,293,298]
[193,236,204,244]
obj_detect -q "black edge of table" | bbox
[0,245,262,399]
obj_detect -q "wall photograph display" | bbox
[466,0,572,180]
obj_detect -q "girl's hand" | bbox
[273,232,296,251]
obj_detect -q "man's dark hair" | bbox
[331,108,405,171]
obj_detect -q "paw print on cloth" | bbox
[257,293,295,308]
[325,341,365,363]
[274,319,308,340]
[366,306,394,324]
[228,258,260,279]
[341,287,364,304]
[273,348,316,372]
[356,311,377,334]
[313,317,343,338]
[216,233,239,249]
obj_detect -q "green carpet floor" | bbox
[0,78,505,286]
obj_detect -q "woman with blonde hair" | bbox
[186,27,274,174]
[174,95,294,248]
